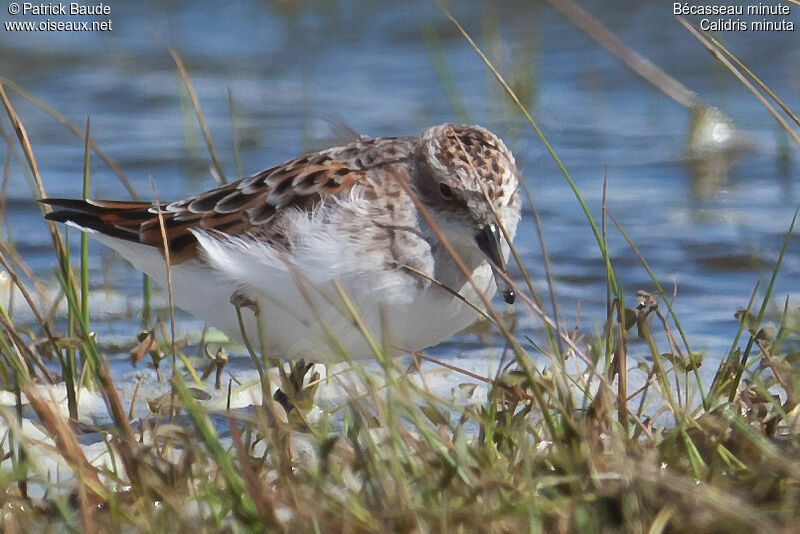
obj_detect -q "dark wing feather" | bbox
[43,136,416,264]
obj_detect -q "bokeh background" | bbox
[1,0,799,382]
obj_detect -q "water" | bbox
[1,0,799,404]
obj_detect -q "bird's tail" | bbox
[41,198,155,242]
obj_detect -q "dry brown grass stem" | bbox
[678,17,800,149]
[546,0,701,109]
[0,77,137,199]
[23,384,104,525]
[0,83,68,260]
[168,49,227,184]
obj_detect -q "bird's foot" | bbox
[274,359,320,425]
[200,345,228,390]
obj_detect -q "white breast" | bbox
[93,212,496,362]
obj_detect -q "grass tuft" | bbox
[0,16,800,533]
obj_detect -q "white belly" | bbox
[166,260,496,362]
[95,231,497,362]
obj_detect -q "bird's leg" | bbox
[230,291,297,471]
[229,291,319,425]
[405,351,424,375]
[229,290,258,311]
[200,345,228,391]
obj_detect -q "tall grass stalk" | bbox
[79,118,90,392]
[150,179,203,387]
[0,77,137,198]
[435,0,620,300]
[3,19,800,531]
[169,49,227,184]
[678,17,800,149]
[728,210,798,402]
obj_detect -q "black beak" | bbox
[475,223,515,304]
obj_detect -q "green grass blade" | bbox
[435,0,619,298]
[729,209,798,402]
[80,118,91,389]
[0,77,138,199]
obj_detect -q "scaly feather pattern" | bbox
[43,124,522,361]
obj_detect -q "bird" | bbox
[43,124,522,363]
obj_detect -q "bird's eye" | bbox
[439,183,454,199]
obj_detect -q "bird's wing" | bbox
[43,136,415,264]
